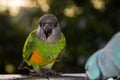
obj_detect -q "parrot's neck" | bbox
[36,26,61,44]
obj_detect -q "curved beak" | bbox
[44,24,52,38]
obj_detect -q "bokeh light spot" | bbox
[0,0,36,16]
[64,5,83,17]
[38,0,49,12]
[5,64,15,73]
[91,0,105,11]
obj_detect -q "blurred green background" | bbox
[0,0,120,74]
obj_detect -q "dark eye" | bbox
[39,22,45,27]
[39,22,41,26]
[54,22,57,27]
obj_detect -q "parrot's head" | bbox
[37,14,61,43]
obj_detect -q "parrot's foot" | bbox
[30,71,47,77]
[30,71,51,80]
[41,68,61,76]
[30,69,61,79]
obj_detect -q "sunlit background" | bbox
[0,0,106,17]
[0,0,120,74]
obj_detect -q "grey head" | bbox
[36,14,61,43]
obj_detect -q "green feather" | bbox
[23,29,66,69]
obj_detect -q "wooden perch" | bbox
[0,73,86,80]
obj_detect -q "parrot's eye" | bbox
[54,22,57,27]
[39,22,42,26]
[40,22,45,27]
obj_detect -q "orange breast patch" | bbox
[30,49,42,65]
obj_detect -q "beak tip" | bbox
[44,26,52,38]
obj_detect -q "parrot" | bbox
[85,32,120,80]
[19,14,66,77]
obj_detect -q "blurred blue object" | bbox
[85,32,120,80]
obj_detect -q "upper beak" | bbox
[44,24,52,38]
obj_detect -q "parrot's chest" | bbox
[37,43,61,59]
[29,40,62,66]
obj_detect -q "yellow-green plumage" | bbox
[23,29,66,69]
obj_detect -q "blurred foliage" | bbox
[0,0,120,74]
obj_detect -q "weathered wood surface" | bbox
[0,73,86,80]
